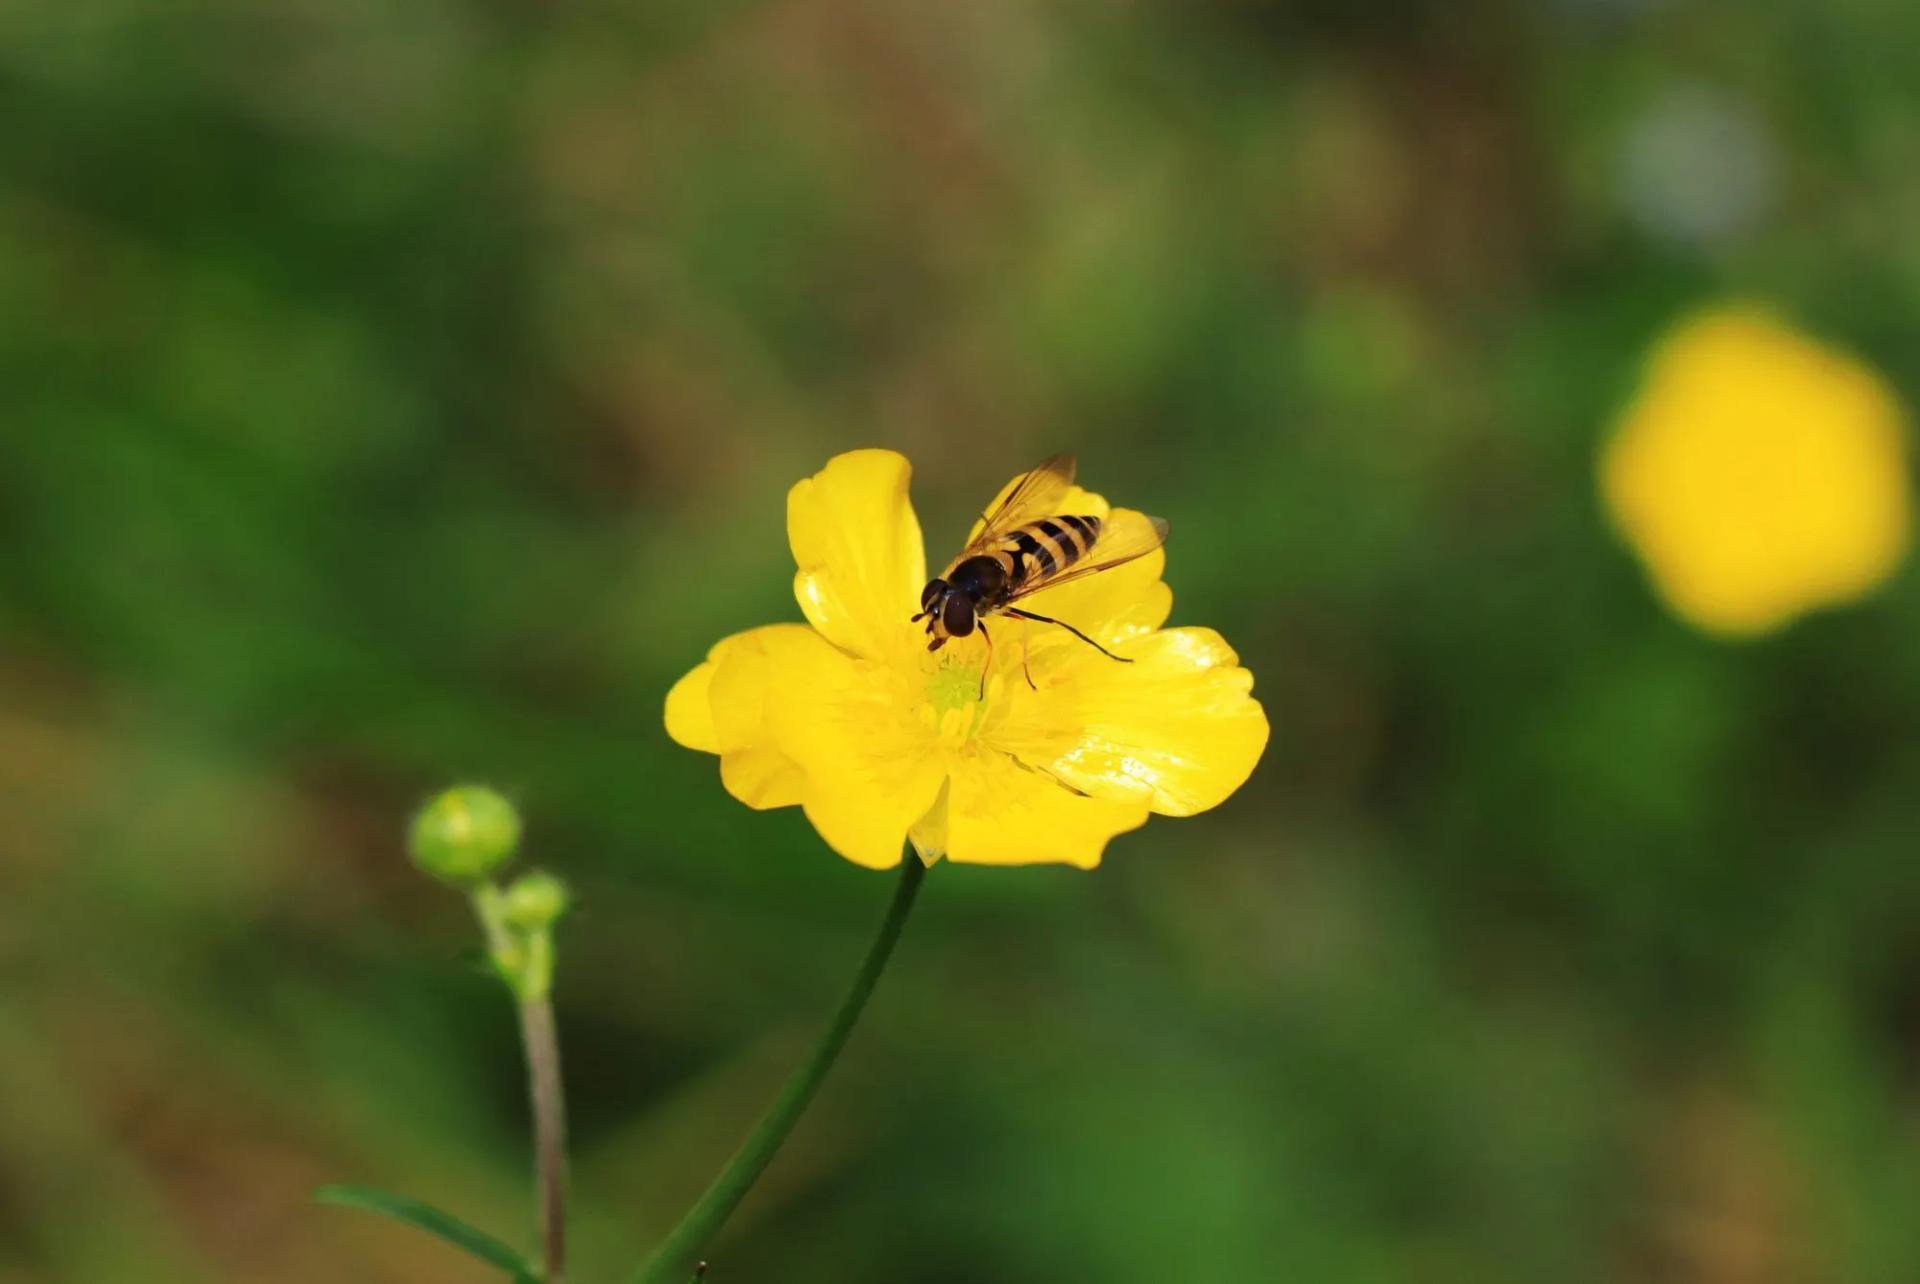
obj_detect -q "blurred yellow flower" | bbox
[665,450,1268,869]
[1601,306,1912,636]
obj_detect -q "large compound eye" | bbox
[941,593,975,637]
[920,580,944,613]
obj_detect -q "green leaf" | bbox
[315,1183,540,1284]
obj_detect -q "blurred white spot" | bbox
[1617,84,1778,246]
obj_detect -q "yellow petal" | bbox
[664,627,815,809]
[939,745,1149,868]
[789,450,928,660]
[664,658,720,753]
[762,628,947,870]
[987,627,1267,817]
[906,777,950,867]
[708,627,815,810]
[668,623,945,862]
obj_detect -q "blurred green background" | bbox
[5,1,1920,1281]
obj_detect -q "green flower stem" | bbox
[472,884,527,991]
[471,882,568,1281]
[633,855,929,1284]
[519,995,569,1284]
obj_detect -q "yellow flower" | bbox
[1601,306,1912,636]
[665,450,1269,869]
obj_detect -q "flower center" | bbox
[922,652,990,746]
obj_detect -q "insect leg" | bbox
[1020,616,1037,689]
[1004,609,1132,664]
[976,621,993,700]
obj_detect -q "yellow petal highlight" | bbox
[941,745,1149,869]
[1601,306,1912,636]
[789,449,928,660]
[987,627,1268,817]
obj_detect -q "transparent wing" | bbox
[1006,510,1170,602]
[958,454,1077,557]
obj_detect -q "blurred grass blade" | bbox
[316,1183,539,1284]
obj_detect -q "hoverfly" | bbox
[912,454,1170,695]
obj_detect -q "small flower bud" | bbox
[502,870,569,929]
[409,786,521,885]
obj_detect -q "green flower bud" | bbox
[409,786,521,885]
[502,870,570,929]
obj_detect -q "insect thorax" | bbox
[948,555,1009,603]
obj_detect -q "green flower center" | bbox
[926,655,983,713]
[923,653,990,745]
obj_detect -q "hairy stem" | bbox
[633,855,928,1283]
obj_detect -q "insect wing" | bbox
[959,454,1077,556]
[1005,509,1170,601]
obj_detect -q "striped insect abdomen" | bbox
[1002,514,1102,590]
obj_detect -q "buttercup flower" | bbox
[1601,306,1912,636]
[666,451,1268,869]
